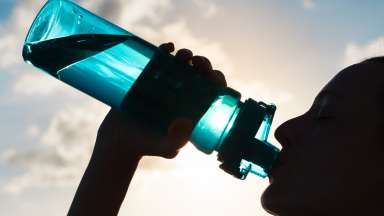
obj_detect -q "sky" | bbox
[0,0,384,215]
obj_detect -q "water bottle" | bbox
[22,0,280,179]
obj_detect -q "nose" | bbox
[274,116,303,148]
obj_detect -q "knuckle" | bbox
[176,48,192,55]
[192,55,204,62]
[163,152,178,159]
[212,70,227,86]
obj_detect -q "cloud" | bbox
[117,0,172,26]
[231,80,293,105]
[1,99,177,193]
[302,0,315,9]
[0,34,20,70]
[79,0,173,26]
[343,37,384,66]
[1,148,78,194]
[0,0,42,71]
[40,102,106,161]
[13,72,69,95]
[1,101,107,193]
[26,124,40,138]
[193,0,218,18]
[133,20,233,74]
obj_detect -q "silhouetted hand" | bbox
[68,43,227,216]
[96,42,227,159]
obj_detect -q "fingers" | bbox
[167,117,193,149]
[161,118,194,158]
[192,56,212,73]
[176,48,193,65]
[192,56,226,87]
[159,42,175,53]
[159,43,227,87]
[210,70,227,87]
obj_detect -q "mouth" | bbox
[268,175,274,184]
[268,165,279,184]
[268,150,288,184]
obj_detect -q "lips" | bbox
[268,175,274,184]
[268,164,279,184]
[268,149,288,183]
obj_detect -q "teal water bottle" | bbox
[22,0,279,179]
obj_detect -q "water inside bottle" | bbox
[23,34,154,108]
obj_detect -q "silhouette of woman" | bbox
[68,43,384,216]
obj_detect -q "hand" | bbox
[68,43,227,215]
[96,42,227,159]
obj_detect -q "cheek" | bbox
[303,120,375,176]
[299,127,372,192]
[262,125,374,213]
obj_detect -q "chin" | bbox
[262,183,327,216]
[261,184,280,216]
[261,182,298,216]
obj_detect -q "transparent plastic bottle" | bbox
[23,0,280,179]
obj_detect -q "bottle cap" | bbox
[217,99,280,179]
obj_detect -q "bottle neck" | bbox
[190,95,241,154]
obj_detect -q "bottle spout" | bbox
[243,138,280,175]
[217,99,280,179]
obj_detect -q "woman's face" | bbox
[261,62,384,216]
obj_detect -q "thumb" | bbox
[166,118,194,151]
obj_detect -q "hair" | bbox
[363,57,384,118]
[362,56,384,63]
